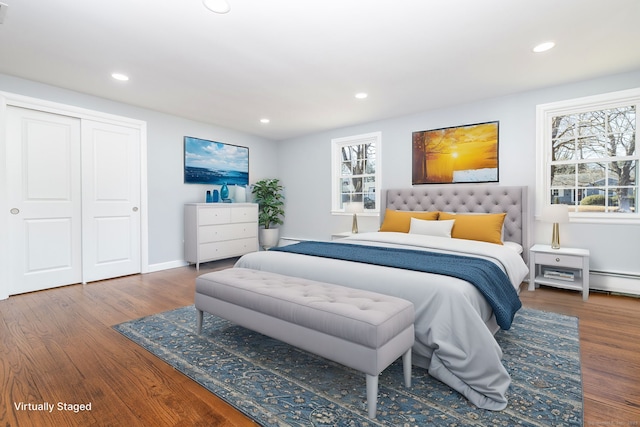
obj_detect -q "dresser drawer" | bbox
[224,237,258,255]
[199,223,257,243]
[200,237,258,260]
[231,206,258,223]
[535,252,583,269]
[199,207,231,225]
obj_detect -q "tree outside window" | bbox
[537,88,639,221]
[550,106,636,213]
[331,132,380,213]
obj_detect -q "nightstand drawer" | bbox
[535,252,583,269]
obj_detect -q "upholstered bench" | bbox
[194,267,415,419]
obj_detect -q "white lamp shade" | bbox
[344,201,364,213]
[542,204,569,223]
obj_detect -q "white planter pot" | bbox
[259,228,280,250]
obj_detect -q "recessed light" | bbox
[111,73,129,81]
[260,118,270,124]
[203,0,230,14]
[355,93,368,99]
[533,41,556,53]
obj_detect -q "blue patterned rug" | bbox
[114,307,582,426]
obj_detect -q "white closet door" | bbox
[6,107,83,294]
[81,120,141,283]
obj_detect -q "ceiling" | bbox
[1,0,639,141]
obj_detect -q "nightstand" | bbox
[529,244,590,301]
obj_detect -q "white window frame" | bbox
[331,131,381,216]
[535,87,640,224]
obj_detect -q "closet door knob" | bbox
[10,208,19,215]
[132,207,139,212]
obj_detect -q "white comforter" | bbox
[234,232,529,410]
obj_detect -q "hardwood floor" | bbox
[519,285,640,425]
[1,263,639,426]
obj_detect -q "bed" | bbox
[234,185,529,410]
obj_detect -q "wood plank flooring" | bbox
[1,261,639,426]
[519,285,640,424]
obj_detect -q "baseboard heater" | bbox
[591,269,640,280]
[589,270,640,297]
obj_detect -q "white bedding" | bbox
[234,232,529,410]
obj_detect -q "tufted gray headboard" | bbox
[386,186,529,261]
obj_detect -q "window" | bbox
[536,88,639,222]
[331,132,381,214]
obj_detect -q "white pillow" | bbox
[503,241,524,254]
[409,218,455,238]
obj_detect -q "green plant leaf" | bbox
[252,178,285,228]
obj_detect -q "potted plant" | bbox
[251,178,285,249]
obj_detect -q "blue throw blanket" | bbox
[272,241,521,329]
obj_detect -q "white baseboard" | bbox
[147,260,189,273]
[590,271,640,297]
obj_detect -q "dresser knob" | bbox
[556,257,560,262]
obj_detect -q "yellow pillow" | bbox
[438,212,506,245]
[380,209,439,233]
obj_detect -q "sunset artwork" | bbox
[412,121,499,184]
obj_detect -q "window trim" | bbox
[330,131,381,216]
[535,87,640,224]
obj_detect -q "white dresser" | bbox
[184,203,259,270]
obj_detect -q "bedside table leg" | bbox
[528,270,535,291]
[583,260,589,301]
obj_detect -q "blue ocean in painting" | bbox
[184,136,249,185]
[185,166,249,186]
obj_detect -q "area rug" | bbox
[114,307,582,426]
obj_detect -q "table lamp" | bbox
[344,202,364,234]
[542,204,569,249]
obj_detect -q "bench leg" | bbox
[366,374,378,419]
[402,348,412,388]
[196,309,203,334]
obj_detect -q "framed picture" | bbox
[184,136,249,185]
[412,121,499,184]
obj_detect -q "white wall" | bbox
[276,70,640,291]
[0,73,279,270]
